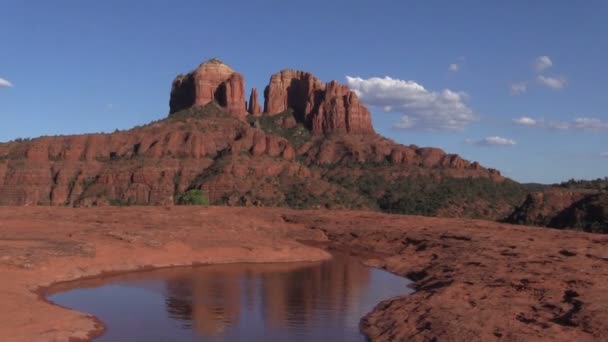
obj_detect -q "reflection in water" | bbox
[49,254,412,341]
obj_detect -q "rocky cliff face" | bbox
[264,70,374,135]
[507,188,608,233]
[170,59,247,118]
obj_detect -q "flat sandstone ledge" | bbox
[0,207,606,341]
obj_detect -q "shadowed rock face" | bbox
[264,70,375,135]
[170,59,247,118]
[264,70,323,116]
[507,188,608,233]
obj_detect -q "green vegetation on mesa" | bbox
[167,102,230,122]
[247,109,312,148]
[177,189,210,206]
[556,177,608,191]
[323,169,528,218]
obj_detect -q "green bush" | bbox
[176,189,209,206]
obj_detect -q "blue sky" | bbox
[0,1,606,183]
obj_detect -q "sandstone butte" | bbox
[0,58,507,217]
[170,58,248,118]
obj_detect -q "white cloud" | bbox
[534,56,553,72]
[514,116,608,132]
[346,75,476,131]
[0,78,13,88]
[538,75,567,89]
[467,136,517,147]
[572,117,608,131]
[513,117,537,126]
[448,63,460,72]
[510,82,527,95]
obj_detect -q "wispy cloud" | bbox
[467,136,517,147]
[547,121,570,130]
[346,75,476,131]
[510,82,527,95]
[600,152,608,158]
[513,117,537,126]
[534,56,553,72]
[512,116,608,132]
[512,56,567,93]
[0,78,13,88]
[538,75,567,89]
[448,63,460,72]
[572,117,608,131]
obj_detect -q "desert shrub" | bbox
[248,110,311,148]
[168,102,229,122]
[109,198,132,206]
[284,182,320,209]
[177,189,209,206]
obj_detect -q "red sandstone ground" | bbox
[0,206,606,341]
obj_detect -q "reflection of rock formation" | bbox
[164,278,193,324]
[162,255,370,337]
[260,254,370,327]
[164,272,242,335]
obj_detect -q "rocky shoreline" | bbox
[0,206,606,341]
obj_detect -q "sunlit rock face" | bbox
[264,70,375,135]
[170,58,247,119]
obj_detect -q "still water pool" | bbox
[48,253,412,341]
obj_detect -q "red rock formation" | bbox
[248,88,262,116]
[264,70,374,135]
[264,70,324,116]
[507,188,607,231]
[312,81,374,134]
[0,60,514,218]
[170,59,247,118]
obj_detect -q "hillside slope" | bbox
[0,59,527,220]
